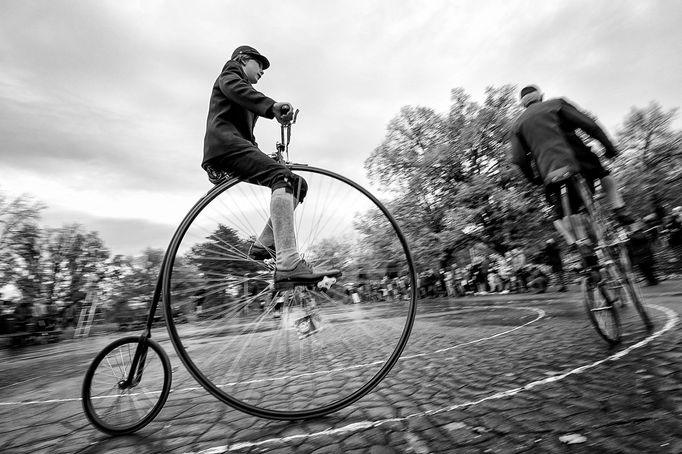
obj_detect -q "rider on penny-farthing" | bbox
[509,85,634,270]
[201,45,341,288]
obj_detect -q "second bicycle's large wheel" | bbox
[82,336,171,435]
[162,165,417,420]
[582,268,622,345]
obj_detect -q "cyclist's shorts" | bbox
[544,177,593,220]
[206,141,308,203]
[575,148,610,181]
[545,151,609,219]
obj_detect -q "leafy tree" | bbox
[365,85,547,269]
[39,225,109,305]
[617,102,679,160]
[188,224,258,277]
[12,223,44,301]
[614,101,682,216]
[110,248,163,302]
[0,193,44,287]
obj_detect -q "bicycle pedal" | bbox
[317,276,337,291]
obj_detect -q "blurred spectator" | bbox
[509,248,528,292]
[487,266,504,293]
[543,238,567,292]
[444,268,455,296]
[627,221,659,286]
[470,259,487,294]
[643,213,660,244]
[437,269,447,296]
[527,266,549,293]
[453,265,467,296]
[421,269,438,298]
[496,258,512,294]
[650,193,666,227]
[668,206,682,261]
[480,255,490,293]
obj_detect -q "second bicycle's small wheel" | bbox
[82,336,171,435]
[162,165,417,420]
[582,270,622,345]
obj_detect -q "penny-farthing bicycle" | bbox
[81,110,418,435]
[552,169,653,345]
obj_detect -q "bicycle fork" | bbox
[120,272,163,390]
[118,334,151,389]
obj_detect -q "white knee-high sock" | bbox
[258,197,299,249]
[270,188,300,270]
[257,220,274,249]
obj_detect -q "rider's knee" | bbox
[272,173,308,203]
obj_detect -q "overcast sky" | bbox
[1,0,680,257]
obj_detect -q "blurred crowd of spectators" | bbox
[417,248,556,299]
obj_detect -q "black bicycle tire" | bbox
[82,336,172,435]
[162,164,417,420]
[572,177,622,345]
[590,197,654,333]
[615,247,654,331]
[582,273,622,345]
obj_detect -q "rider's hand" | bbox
[273,102,294,124]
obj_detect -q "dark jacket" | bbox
[544,242,563,272]
[202,61,276,168]
[510,98,618,185]
[627,229,655,265]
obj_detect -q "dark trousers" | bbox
[636,260,658,285]
[210,139,307,202]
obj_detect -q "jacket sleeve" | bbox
[510,131,541,184]
[559,99,618,158]
[217,67,276,119]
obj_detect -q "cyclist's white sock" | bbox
[600,176,625,209]
[270,188,300,270]
[257,220,274,249]
[258,199,298,249]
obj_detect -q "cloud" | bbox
[38,206,177,256]
[1,0,680,256]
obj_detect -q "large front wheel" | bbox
[162,165,417,420]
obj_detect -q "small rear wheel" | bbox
[82,336,171,435]
[582,268,622,345]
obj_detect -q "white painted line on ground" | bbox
[0,306,542,407]
[401,306,545,360]
[185,304,678,454]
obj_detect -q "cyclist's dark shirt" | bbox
[510,98,618,185]
[203,60,276,169]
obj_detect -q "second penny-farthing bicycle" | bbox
[550,168,653,345]
[82,109,418,435]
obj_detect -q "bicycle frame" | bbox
[119,254,168,389]
[119,109,303,390]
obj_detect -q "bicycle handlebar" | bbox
[276,105,299,163]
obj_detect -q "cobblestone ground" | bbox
[0,280,680,454]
